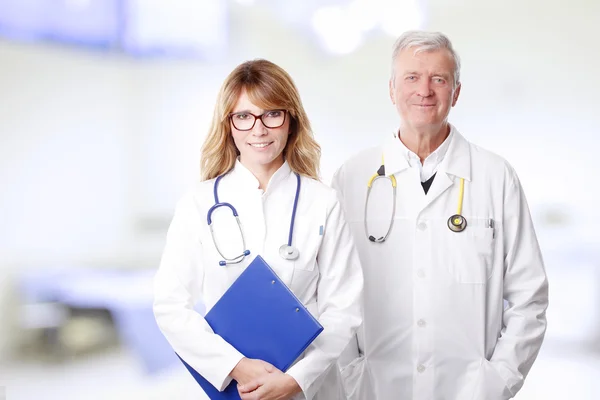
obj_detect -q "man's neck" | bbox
[398,123,450,163]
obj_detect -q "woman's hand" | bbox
[230,358,276,386]
[238,371,302,400]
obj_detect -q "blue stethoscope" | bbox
[207,172,302,266]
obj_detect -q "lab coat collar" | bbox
[230,158,293,191]
[396,127,454,168]
[383,125,471,182]
[417,125,471,212]
[266,160,293,191]
[438,125,472,181]
[382,132,411,177]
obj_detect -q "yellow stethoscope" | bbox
[364,156,467,243]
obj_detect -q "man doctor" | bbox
[333,30,549,400]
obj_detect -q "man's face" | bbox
[389,47,461,131]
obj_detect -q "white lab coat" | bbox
[154,160,363,400]
[332,127,548,400]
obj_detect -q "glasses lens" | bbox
[230,110,286,130]
[261,110,285,128]
[231,113,255,131]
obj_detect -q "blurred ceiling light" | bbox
[0,0,229,58]
[311,0,423,55]
[346,0,379,33]
[234,0,256,5]
[379,0,422,37]
[312,5,364,55]
[124,0,227,57]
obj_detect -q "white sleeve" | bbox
[331,165,363,367]
[153,193,244,391]
[485,168,549,399]
[286,190,364,400]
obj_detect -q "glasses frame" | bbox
[229,109,287,131]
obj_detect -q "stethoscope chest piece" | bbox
[447,214,467,232]
[279,244,300,260]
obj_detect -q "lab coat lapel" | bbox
[419,129,472,213]
[421,171,454,212]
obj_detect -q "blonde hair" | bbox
[200,59,321,181]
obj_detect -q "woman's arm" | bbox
[153,192,260,391]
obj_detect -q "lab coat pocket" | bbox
[292,217,324,272]
[471,358,512,400]
[286,217,323,295]
[340,356,376,400]
[443,219,495,284]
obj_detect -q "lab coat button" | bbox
[417,222,427,231]
[417,364,426,373]
[417,319,426,327]
[417,269,425,278]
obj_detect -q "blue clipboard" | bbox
[177,255,323,399]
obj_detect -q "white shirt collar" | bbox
[395,125,455,181]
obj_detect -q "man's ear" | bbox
[452,82,461,107]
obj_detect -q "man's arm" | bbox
[484,166,549,399]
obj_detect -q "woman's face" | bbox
[229,90,290,172]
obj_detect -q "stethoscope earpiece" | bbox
[368,235,385,243]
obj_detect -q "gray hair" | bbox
[391,30,461,87]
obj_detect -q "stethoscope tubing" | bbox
[208,171,302,265]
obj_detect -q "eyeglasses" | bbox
[229,110,287,131]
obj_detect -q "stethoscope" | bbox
[207,172,302,266]
[364,157,467,243]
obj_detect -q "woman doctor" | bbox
[153,59,363,400]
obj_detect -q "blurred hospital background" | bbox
[0,0,598,399]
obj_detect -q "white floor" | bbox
[1,341,599,400]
